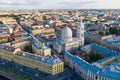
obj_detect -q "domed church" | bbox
[53,20,84,53]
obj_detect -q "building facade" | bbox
[32,27,55,35]
[85,31,115,45]
[53,20,84,53]
[103,36,120,52]
[64,44,120,80]
[85,31,120,52]
[0,44,64,75]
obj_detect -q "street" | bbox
[0,58,84,80]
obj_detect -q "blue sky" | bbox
[0,0,120,9]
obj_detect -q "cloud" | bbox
[56,1,96,9]
[0,0,39,5]
[0,0,119,9]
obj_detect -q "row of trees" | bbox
[109,27,120,35]
[98,27,120,36]
[99,31,110,36]
[85,52,103,63]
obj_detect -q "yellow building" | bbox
[14,52,64,75]
[30,34,51,57]
[0,44,64,75]
[7,34,51,57]
[32,27,55,35]
[11,39,30,50]
[0,17,17,25]
[31,43,51,56]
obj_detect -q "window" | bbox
[95,76,98,80]
[81,34,84,37]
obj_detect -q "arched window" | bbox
[95,76,98,79]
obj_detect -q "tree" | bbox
[109,27,120,35]
[85,56,90,62]
[42,16,47,20]
[24,45,32,53]
[116,30,120,35]
[99,32,104,36]
[8,38,15,42]
[78,45,81,50]
[96,52,102,60]
[88,52,103,62]
[109,27,118,34]
[105,32,110,35]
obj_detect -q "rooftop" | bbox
[0,44,63,65]
[36,34,57,42]
[105,36,120,44]
[16,51,63,65]
[85,31,101,38]
[92,43,119,56]
[65,52,120,79]
[65,53,89,70]
[0,44,15,52]
[23,33,50,50]
[65,44,120,79]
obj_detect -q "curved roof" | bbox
[62,27,72,36]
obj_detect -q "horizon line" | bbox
[0,8,120,10]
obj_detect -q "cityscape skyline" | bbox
[0,6,120,80]
[0,0,120,10]
[0,1,120,79]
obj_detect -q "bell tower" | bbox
[77,20,84,45]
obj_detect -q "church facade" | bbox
[53,20,84,53]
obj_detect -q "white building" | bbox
[53,20,84,53]
[65,44,120,80]
[103,36,120,51]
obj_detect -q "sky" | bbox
[0,0,120,9]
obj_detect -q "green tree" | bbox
[85,56,90,62]
[78,45,81,50]
[42,16,47,20]
[116,29,120,35]
[8,38,15,42]
[99,32,104,36]
[24,45,32,53]
[105,32,110,35]
[109,27,120,35]
[109,27,118,34]
[96,52,102,60]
